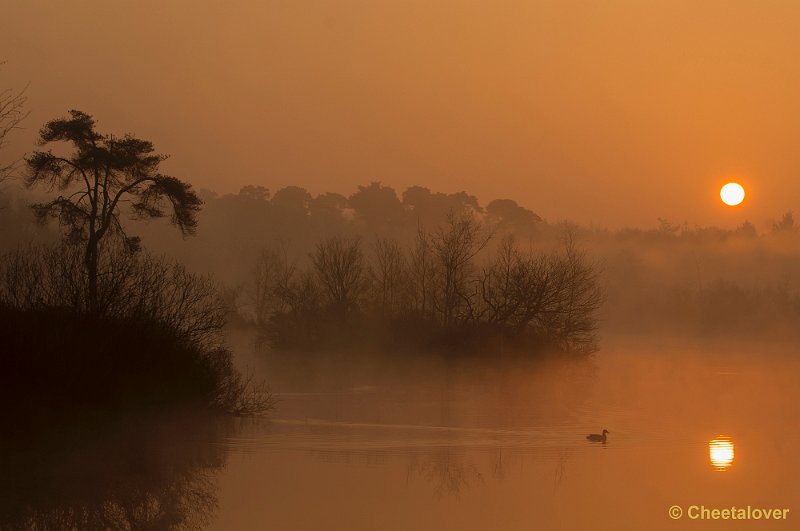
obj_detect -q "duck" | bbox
[586,429,609,443]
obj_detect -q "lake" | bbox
[5,335,798,530]
[207,336,800,530]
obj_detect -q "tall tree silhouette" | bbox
[25,110,202,314]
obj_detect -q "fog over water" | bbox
[5,332,797,529]
[204,335,800,530]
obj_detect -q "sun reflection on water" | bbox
[709,436,735,471]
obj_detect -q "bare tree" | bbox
[25,110,202,314]
[254,244,321,328]
[311,236,365,316]
[479,235,535,327]
[0,242,227,350]
[369,236,407,317]
[254,245,295,326]
[0,62,28,182]
[479,236,561,332]
[478,234,603,352]
[430,212,491,326]
[546,237,604,352]
[409,226,436,319]
[252,220,602,353]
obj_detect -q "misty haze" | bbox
[2,2,800,531]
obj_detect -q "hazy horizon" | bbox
[3,0,800,229]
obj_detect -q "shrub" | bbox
[0,243,272,424]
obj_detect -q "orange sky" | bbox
[2,0,800,228]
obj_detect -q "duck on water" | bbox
[586,429,609,443]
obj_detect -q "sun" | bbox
[709,436,735,471]
[720,182,745,206]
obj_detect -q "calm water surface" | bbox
[5,337,799,530]
[207,337,800,530]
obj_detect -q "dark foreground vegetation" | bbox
[0,109,271,434]
[0,244,272,432]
